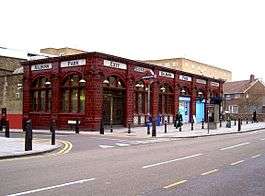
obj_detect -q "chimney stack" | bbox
[250,74,255,82]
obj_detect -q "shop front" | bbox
[179,96,190,123]
[196,98,205,123]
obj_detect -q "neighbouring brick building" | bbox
[144,58,232,82]
[0,51,26,128]
[223,74,265,121]
[0,47,58,128]
[22,52,224,131]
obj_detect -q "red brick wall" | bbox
[22,52,224,131]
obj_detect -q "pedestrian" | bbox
[253,110,257,122]
[175,112,183,129]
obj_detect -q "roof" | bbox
[0,47,56,60]
[22,51,225,83]
[224,79,258,94]
[143,57,231,73]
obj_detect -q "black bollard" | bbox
[246,118,248,124]
[100,118,104,134]
[234,120,236,126]
[147,116,151,135]
[5,120,10,138]
[164,120,167,133]
[75,120,79,134]
[220,119,222,128]
[191,120,194,131]
[128,123,131,134]
[152,118,156,137]
[0,119,2,132]
[25,120,32,151]
[110,123,113,133]
[202,120,204,129]
[50,121,55,145]
[238,119,241,131]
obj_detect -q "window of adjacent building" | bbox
[61,74,85,113]
[262,106,265,113]
[229,105,239,113]
[31,77,51,112]
[234,94,240,99]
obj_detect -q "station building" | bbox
[21,52,224,131]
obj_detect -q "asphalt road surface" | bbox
[1,129,265,196]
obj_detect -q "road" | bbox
[1,130,265,196]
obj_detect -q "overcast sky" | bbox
[1,0,264,81]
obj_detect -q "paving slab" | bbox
[0,137,61,159]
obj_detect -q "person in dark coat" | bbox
[253,110,257,122]
[175,112,183,128]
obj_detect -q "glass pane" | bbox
[71,75,79,87]
[138,93,143,113]
[62,90,69,112]
[40,90,46,111]
[79,89,85,112]
[47,90,51,112]
[40,78,46,88]
[32,91,38,111]
[71,89,78,112]
[109,76,116,87]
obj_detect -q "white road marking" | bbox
[115,143,130,147]
[7,178,95,196]
[219,142,250,151]
[163,180,187,189]
[251,154,261,159]
[261,138,265,141]
[230,160,245,166]
[248,131,259,135]
[201,169,218,176]
[142,153,203,169]
[89,137,127,142]
[99,145,114,149]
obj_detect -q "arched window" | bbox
[103,76,125,89]
[31,77,51,112]
[61,74,85,113]
[159,84,174,114]
[134,80,147,114]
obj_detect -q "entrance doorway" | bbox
[196,99,205,123]
[103,91,125,125]
[179,96,190,123]
[102,76,125,126]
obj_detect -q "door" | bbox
[196,99,205,122]
[179,97,190,123]
[103,90,125,125]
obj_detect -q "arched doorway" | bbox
[102,76,125,125]
[179,86,191,123]
[195,89,205,123]
[158,84,174,124]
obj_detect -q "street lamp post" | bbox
[142,74,156,136]
[147,83,151,135]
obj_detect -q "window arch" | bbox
[134,80,147,114]
[159,83,174,114]
[103,76,125,89]
[31,77,51,112]
[61,74,85,113]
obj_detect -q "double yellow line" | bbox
[56,140,73,155]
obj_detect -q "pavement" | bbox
[1,121,265,159]
[0,136,61,159]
